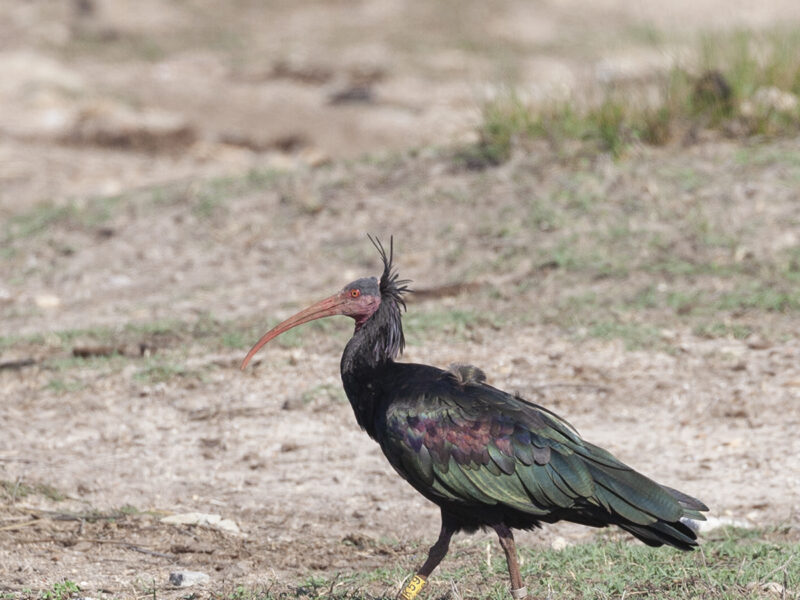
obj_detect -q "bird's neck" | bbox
[340,299,404,437]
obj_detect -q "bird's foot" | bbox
[510,586,528,599]
[399,574,427,600]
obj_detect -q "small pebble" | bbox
[169,570,210,587]
[35,294,61,308]
[550,536,569,551]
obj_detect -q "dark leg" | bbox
[399,512,457,600]
[417,520,454,577]
[492,524,527,599]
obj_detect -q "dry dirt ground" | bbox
[2,1,800,598]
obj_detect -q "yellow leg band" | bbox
[400,574,427,600]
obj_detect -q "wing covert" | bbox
[382,380,599,517]
[380,367,695,532]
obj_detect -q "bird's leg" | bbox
[399,519,455,600]
[492,524,527,599]
[417,522,454,577]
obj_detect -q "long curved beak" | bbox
[240,293,346,370]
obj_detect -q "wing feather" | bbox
[381,364,705,541]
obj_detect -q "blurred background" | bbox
[4,0,800,212]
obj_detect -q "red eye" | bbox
[350,289,361,298]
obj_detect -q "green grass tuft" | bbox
[39,580,81,600]
[457,93,538,168]
[1,479,66,502]
[467,28,800,162]
[517,531,798,599]
[196,530,798,599]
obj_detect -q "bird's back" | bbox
[375,362,707,547]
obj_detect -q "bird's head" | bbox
[240,236,409,370]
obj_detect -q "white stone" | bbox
[752,86,799,114]
[169,571,210,587]
[683,515,753,534]
[550,536,569,551]
[161,512,241,534]
[35,294,61,309]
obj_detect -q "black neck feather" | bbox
[340,297,404,436]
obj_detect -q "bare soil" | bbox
[1,1,799,598]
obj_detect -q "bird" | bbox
[240,237,708,600]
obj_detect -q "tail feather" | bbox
[619,519,699,550]
[588,463,683,524]
[660,484,709,520]
[576,444,708,550]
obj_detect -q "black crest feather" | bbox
[368,235,412,310]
